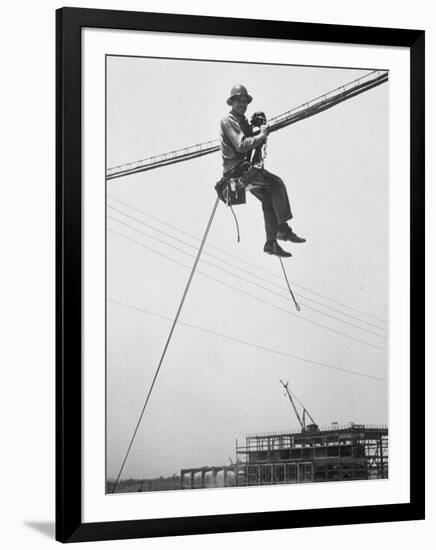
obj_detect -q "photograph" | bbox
[0,0,430,546]
[105,55,389,494]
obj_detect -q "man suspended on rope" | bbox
[218,84,306,257]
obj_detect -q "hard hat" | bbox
[226,84,253,105]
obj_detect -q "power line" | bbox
[107,194,388,326]
[107,203,387,333]
[108,227,387,352]
[108,214,387,340]
[108,298,387,383]
[108,195,387,330]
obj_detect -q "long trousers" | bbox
[241,167,293,241]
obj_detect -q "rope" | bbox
[111,197,220,493]
[228,204,240,243]
[279,257,301,312]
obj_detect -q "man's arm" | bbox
[221,117,266,153]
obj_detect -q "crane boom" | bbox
[303,407,317,427]
[280,380,319,433]
[280,379,304,430]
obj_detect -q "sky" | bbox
[106,55,389,482]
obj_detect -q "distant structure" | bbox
[181,424,388,489]
[180,381,388,489]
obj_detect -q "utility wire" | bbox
[108,227,387,352]
[108,215,387,340]
[108,298,387,382]
[107,194,388,326]
[111,198,219,493]
[107,202,387,333]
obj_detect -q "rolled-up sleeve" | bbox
[221,117,264,153]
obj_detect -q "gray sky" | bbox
[106,55,389,481]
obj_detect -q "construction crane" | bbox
[279,379,319,434]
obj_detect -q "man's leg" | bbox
[249,188,278,241]
[241,168,277,240]
[249,185,292,257]
[260,168,305,243]
[259,168,292,225]
[241,167,295,256]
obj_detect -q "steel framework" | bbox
[180,424,388,488]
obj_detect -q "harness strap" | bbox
[229,204,240,243]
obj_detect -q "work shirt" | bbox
[220,110,265,174]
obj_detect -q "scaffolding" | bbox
[180,465,240,490]
[180,424,388,489]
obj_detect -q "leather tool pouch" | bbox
[215,161,251,206]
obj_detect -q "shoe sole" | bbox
[264,250,292,257]
[277,237,306,243]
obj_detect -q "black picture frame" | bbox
[56,6,425,543]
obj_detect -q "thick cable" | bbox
[107,71,387,180]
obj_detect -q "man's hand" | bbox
[260,123,270,137]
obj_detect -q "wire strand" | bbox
[108,298,387,382]
[279,257,301,312]
[111,198,219,492]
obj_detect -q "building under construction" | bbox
[181,381,388,489]
[181,423,388,489]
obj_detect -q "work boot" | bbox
[264,240,292,257]
[276,226,306,243]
